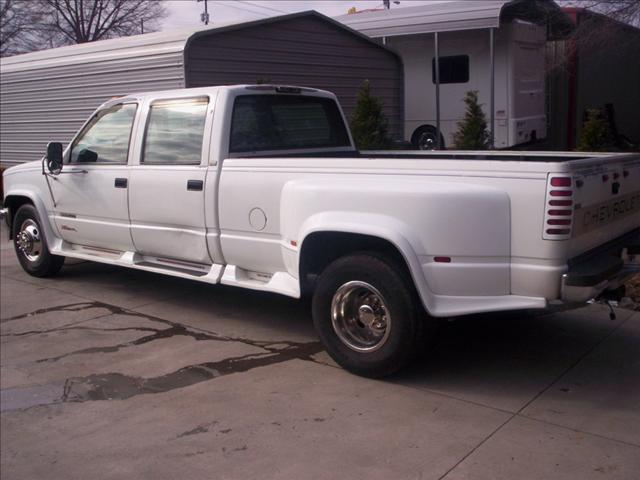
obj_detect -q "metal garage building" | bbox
[0,11,402,165]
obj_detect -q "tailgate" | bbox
[542,154,640,257]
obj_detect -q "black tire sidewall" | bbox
[412,126,445,150]
[312,254,419,377]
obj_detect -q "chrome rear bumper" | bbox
[561,262,639,303]
[561,231,640,303]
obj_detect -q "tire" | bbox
[312,253,435,378]
[411,125,445,150]
[12,204,65,277]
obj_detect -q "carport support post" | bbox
[434,32,441,149]
[489,27,495,149]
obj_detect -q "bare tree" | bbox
[40,0,167,45]
[547,0,640,71]
[1,0,167,57]
[0,0,46,56]
[576,0,640,27]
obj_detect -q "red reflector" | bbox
[550,190,572,197]
[549,199,573,206]
[613,172,620,180]
[602,174,609,182]
[548,210,572,216]
[623,170,629,178]
[551,177,571,187]
[547,219,571,225]
[546,228,570,235]
[434,256,451,263]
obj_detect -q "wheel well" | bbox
[299,231,412,296]
[3,195,34,237]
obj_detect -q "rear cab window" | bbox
[229,94,351,155]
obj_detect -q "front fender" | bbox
[3,164,62,247]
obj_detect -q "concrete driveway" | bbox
[1,222,639,480]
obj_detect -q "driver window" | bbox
[69,103,137,164]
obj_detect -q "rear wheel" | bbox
[411,125,445,150]
[312,253,435,378]
[13,204,64,277]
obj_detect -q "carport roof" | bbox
[0,10,390,73]
[335,0,572,39]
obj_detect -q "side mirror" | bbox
[46,142,63,175]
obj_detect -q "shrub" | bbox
[350,80,390,150]
[452,90,490,150]
[578,108,614,151]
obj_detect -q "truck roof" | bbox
[103,84,336,108]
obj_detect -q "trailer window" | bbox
[69,104,136,164]
[432,55,469,84]
[229,95,351,154]
[142,98,208,165]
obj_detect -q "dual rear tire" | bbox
[312,253,436,378]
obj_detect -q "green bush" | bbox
[350,80,390,150]
[452,90,490,150]
[578,108,614,151]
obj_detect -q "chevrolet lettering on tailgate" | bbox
[574,192,640,236]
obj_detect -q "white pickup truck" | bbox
[2,85,639,377]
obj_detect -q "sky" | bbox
[161,0,447,30]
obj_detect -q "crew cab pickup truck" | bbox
[2,85,639,377]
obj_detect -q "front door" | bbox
[51,102,137,252]
[128,96,213,265]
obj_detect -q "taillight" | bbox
[550,177,571,187]
[543,174,574,240]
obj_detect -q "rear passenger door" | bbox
[128,95,214,266]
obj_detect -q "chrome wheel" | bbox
[331,281,391,352]
[15,219,43,262]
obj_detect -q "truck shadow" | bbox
[1,240,635,413]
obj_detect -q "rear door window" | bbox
[230,95,351,154]
[142,98,208,165]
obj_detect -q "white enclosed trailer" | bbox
[337,0,572,149]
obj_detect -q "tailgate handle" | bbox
[114,178,127,188]
[187,180,203,191]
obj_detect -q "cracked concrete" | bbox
[1,222,639,479]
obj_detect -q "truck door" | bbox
[128,96,213,266]
[51,102,137,252]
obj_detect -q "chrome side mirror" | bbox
[46,142,63,175]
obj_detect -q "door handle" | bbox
[114,178,128,188]
[187,180,203,191]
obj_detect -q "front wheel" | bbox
[13,204,65,277]
[312,253,434,378]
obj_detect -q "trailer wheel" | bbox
[411,125,445,150]
[312,253,433,378]
[13,204,64,277]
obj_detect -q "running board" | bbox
[50,242,299,297]
[53,243,223,283]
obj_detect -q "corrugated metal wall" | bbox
[185,16,403,139]
[0,13,403,165]
[0,51,184,165]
